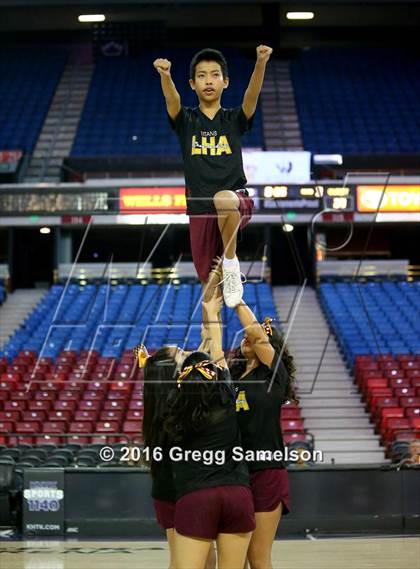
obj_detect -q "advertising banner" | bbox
[243,151,311,184]
[357,185,420,213]
[23,469,65,536]
[120,187,187,213]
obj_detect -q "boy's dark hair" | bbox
[190,48,228,80]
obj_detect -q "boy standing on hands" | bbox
[153,46,273,307]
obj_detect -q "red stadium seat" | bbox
[123,421,142,434]
[394,431,418,443]
[103,401,125,411]
[28,400,52,412]
[54,400,77,412]
[42,421,67,434]
[401,361,420,371]
[410,418,420,430]
[379,408,405,431]
[34,391,56,402]
[48,410,72,422]
[394,387,416,399]
[284,433,308,445]
[43,381,64,391]
[281,407,301,419]
[4,400,27,411]
[382,418,411,444]
[400,397,420,409]
[90,371,112,381]
[126,410,144,420]
[0,391,9,402]
[95,421,120,433]
[405,408,420,420]
[22,410,47,422]
[65,381,85,392]
[35,435,63,445]
[67,435,91,444]
[82,390,105,402]
[110,380,132,393]
[0,411,20,422]
[10,391,32,401]
[107,390,129,401]
[74,410,98,422]
[0,421,14,433]
[281,419,305,433]
[59,390,81,401]
[78,400,102,412]
[389,378,411,389]
[410,376,420,388]
[377,355,394,362]
[364,378,388,395]
[374,398,399,422]
[131,391,143,401]
[16,421,41,434]
[380,361,400,370]
[87,380,108,391]
[367,389,393,412]
[128,400,144,411]
[100,410,124,422]
[1,372,21,382]
[69,421,93,434]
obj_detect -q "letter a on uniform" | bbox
[236,390,250,412]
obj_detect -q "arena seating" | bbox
[0,281,278,360]
[319,281,420,364]
[320,280,420,453]
[0,281,307,450]
[0,48,67,153]
[291,48,420,154]
[71,48,263,157]
[355,354,420,454]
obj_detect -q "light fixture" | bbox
[313,154,343,165]
[282,224,294,232]
[40,227,51,235]
[78,14,106,23]
[286,12,314,20]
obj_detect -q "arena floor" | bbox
[0,536,419,569]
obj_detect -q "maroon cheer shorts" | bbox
[153,499,175,529]
[189,189,254,282]
[250,469,291,514]
[174,485,256,539]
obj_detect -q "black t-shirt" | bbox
[169,105,253,215]
[234,351,289,472]
[170,369,250,500]
[151,450,176,503]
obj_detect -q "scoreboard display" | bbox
[256,184,354,213]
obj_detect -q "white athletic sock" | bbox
[223,255,238,268]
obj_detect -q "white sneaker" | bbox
[220,259,246,308]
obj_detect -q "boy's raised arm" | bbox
[153,58,181,120]
[242,45,273,120]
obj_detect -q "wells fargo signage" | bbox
[120,187,186,213]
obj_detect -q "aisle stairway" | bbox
[0,290,46,349]
[261,61,303,150]
[273,286,388,464]
[25,63,94,182]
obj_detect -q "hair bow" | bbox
[261,317,273,337]
[177,360,217,388]
[133,344,150,368]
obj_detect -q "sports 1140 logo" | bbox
[24,481,64,512]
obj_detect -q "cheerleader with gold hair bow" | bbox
[162,288,255,569]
